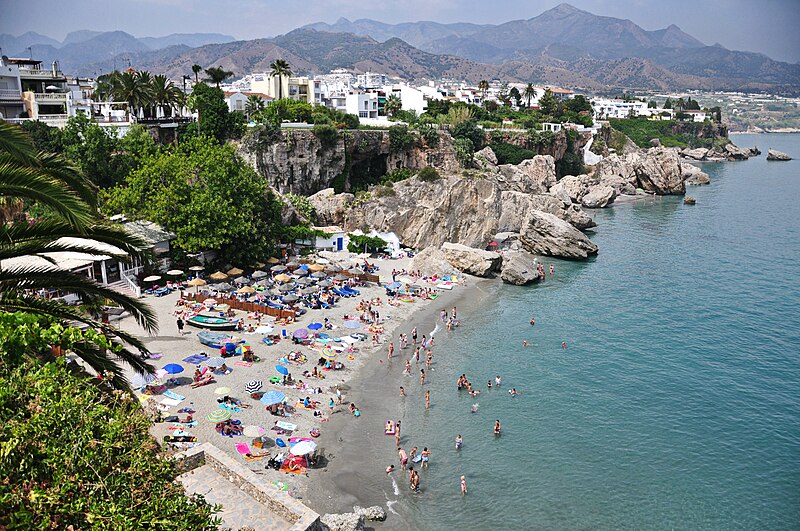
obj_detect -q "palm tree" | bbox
[150,75,184,118]
[0,121,158,388]
[114,71,153,120]
[523,83,537,108]
[204,66,233,87]
[191,64,202,83]
[478,80,489,102]
[245,94,265,120]
[384,94,402,118]
[269,59,292,100]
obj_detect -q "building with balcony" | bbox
[7,58,69,126]
[0,56,25,120]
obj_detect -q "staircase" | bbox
[107,280,139,298]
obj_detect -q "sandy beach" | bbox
[114,253,474,513]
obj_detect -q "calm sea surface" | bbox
[388,134,800,529]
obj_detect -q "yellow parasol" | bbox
[209,271,228,281]
[227,267,244,276]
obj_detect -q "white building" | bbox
[0,56,25,120]
[591,98,649,120]
[346,92,380,119]
[356,72,388,89]
[386,84,426,115]
[296,226,347,252]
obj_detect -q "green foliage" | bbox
[491,142,536,165]
[312,123,339,148]
[608,117,722,148]
[528,129,556,149]
[417,125,439,147]
[451,119,484,150]
[385,94,402,118]
[381,168,415,185]
[256,98,313,125]
[417,166,440,182]
[538,89,560,117]
[347,233,388,253]
[285,193,316,222]
[556,129,584,178]
[0,313,218,529]
[388,124,416,153]
[20,120,63,153]
[372,185,396,198]
[184,83,244,144]
[241,122,283,152]
[453,137,475,168]
[101,137,283,264]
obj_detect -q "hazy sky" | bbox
[2,0,799,63]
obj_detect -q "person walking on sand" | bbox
[388,342,394,361]
[329,397,335,414]
[461,475,467,495]
[404,359,411,375]
[177,317,185,335]
[396,430,401,449]
[421,335,427,350]
[425,390,430,409]
[412,327,417,345]
[420,369,426,385]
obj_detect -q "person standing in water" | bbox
[455,434,463,449]
[388,342,394,360]
[494,419,502,435]
[420,369,425,385]
[461,475,467,495]
[425,390,430,409]
[411,327,417,345]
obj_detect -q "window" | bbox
[359,111,368,118]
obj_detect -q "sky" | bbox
[2,0,799,63]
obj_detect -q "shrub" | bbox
[417,166,441,182]
[418,125,439,148]
[381,168,415,185]
[313,123,339,148]
[285,193,316,222]
[452,119,484,150]
[491,142,536,165]
[347,233,388,253]
[453,137,475,168]
[388,125,416,153]
[372,185,396,198]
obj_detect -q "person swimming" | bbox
[471,403,479,413]
[455,434,463,449]
[487,380,492,389]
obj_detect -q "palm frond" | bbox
[0,120,37,164]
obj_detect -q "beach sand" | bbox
[113,254,475,509]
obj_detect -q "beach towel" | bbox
[244,453,268,462]
[275,438,287,448]
[288,437,313,444]
[235,442,251,455]
[279,462,306,474]
[163,390,185,401]
[148,352,164,360]
[234,361,252,368]
[159,397,182,408]
[182,353,208,364]
[294,402,317,411]
[276,421,297,431]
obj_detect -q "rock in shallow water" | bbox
[581,185,616,209]
[500,251,541,285]
[767,149,792,161]
[320,512,365,531]
[519,210,599,259]
[353,505,387,521]
[441,242,501,277]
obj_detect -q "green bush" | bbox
[285,193,316,222]
[451,119,485,150]
[491,142,536,165]
[453,137,475,168]
[347,233,387,253]
[372,185,396,198]
[418,125,439,148]
[388,125,416,153]
[417,166,441,182]
[381,168,415,185]
[313,123,339,148]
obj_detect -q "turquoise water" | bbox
[386,134,800,529]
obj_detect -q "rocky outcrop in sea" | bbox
[767,149,792,161]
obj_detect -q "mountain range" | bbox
[4,3,798,92]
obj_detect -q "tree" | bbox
[498,82,511,106]
[453,137,475,168]
[245,94,265,120]
[538,89,559,118]
[347,234,387,254]
[478,80,489,101]
[664,97,673,109]
[114,71,153,119]
[203,66,233,87]
[102,137,283,265]
[184,83,244,144]
[150,74,184,118]
[20,120,63,153]
[452,119,484,150]
[648,100,658,108]
[61,114,125,188]
[523,83,537,108]
[0,121,158,385]
[269,59,292,100]
[388,124,416,153]
[192,63,202,83]
[385,94,402,118]
[509,87,522,108]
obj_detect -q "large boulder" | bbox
[320,512,365,531]
[548,181,572,206]
[633,148,685,195]
[519,210,599,259]
[498,191,595,232]
[441,242,501,277]
[682,148,709,161]
[353,505,387,522]
[556,174,595,202]
[308,188,355,226]
[410,247,460,277]
[681,163,710,185]
[723,143,751,160]
[581,185,616,209]
[495,155,556,194]
[767,149,792,161]
[500,251,541,285]
[473,146,498,171]
[593,153,638,195]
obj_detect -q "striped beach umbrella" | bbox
[207,408,232,422]
[321,348,337,360]
[204,357,226,368]
[245,379,263,393]
[130,372,159,388]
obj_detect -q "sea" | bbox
[369,133,799,530]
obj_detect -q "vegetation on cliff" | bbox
[609,117,729,149]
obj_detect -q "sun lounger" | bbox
[162,390,185,401]
[183,353,209,364]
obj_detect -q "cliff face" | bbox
[239,129,460,196]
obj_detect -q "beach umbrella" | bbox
[215,282,234,292]
[204,357,226,368]
[227,267,244,276]
[235,344,251,355]
[270,265,287,272]
[245,380,263,393]
[311,271,327,279]
[325,264,343,272]
[308,322,323,331]
[292,328,309,339]
[243,425,266,437]
[301,287,318,295]
[286,261,300,268]
[278,284,294,293]
[203,298,217,306]
[333,273,349,281]
[282,294,298,303]
[274,273,291,283]
[387,281,402,290]
[344,320,362,329]
[308,263,325,271]
[189,265,205,271]
[295,277,312,285]
[131,372,159,388]
[213,386,231,395]
[167,269,184,276]
[187,277,207,287]
[143,275,161,282]
[210,271,228,281]
[260,390,286,405]
[238,285,256,294]
[234,276,251,285]
[275,365,289,375]
[321,348,337,360]
[162,363,184,374]
[207,408,232,422]
[293,268,308,277]
[290,440,317,456]
[251,270,268,279]
[315,258,330,265]
[348,267,364,275]
[267,257,280,264]
[317,280,333,288]
[255,325,274,334]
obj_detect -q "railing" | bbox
[182,292,296,319]
[0,89,22,100]
[120,268,142,298]
[38,115,68,126]
[19,68,63,78]
[34,92,67,101]
[2,118,31,124]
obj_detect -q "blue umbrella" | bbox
[275,364,289,375]
[162,363,184,374]
[260,390,286,406]
[307,322,323,331]
[344,320,362,329]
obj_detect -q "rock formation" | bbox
[308,188,355,226]
[519,210,599,259]
[681,163,710,185]
[767,149,792,161]
[500,251,541,285]
[409,247,460,277]
[352,505,387,522]
[631,148,686,195]
[494,155,557,194]
[320,512,365,531]
[440,243,501,277]
[581,185,616,208]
